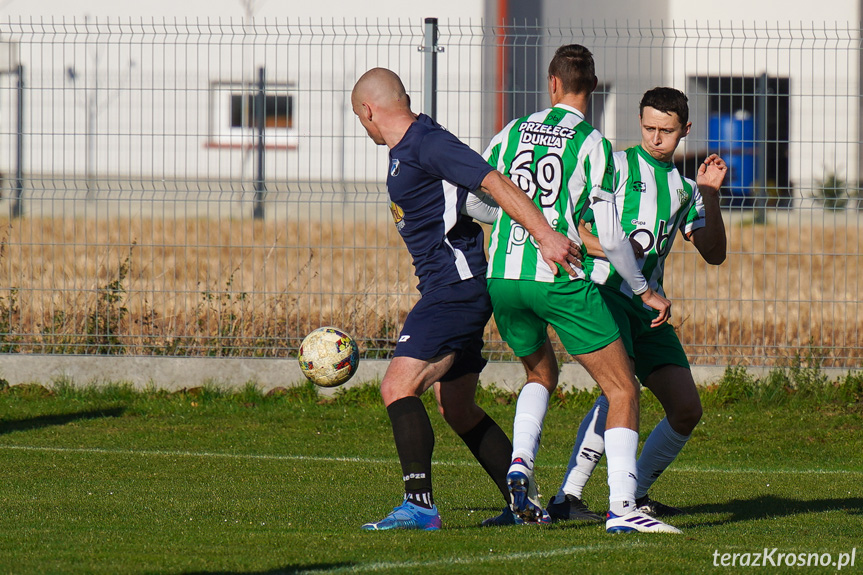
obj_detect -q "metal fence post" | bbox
[253,66,266,220]
[11,63,24,218]
[753,72,769,223]
[422,18,438,119]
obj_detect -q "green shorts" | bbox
[487,278,620,357]
[597,285,690,382]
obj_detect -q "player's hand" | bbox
[537,231,582,276]
[638,287,671,327]
[697,154,728,195]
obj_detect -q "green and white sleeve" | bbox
[589,145,649,295]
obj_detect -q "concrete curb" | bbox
[1,354,856,396]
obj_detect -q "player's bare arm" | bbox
[479,170,582,275]
[688,153,728,265]
[578,221,602,257]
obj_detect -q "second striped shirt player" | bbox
[478,44,681,533]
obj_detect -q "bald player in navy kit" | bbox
[352,67,581,530]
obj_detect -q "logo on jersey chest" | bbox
[631,181,647,193]
[677,188,690,204]
[389,201,406,231]
[390,158,401,177]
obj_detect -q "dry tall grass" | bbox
[665,217,862,367]
[0,215,860,367]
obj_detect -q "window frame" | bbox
[207,80,298,149]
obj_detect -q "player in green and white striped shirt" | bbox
[479,45,681,534]
[484,107,614,284]
[545,87,728,522]
[583,144,705,298]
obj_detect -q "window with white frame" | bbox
[208,81,298,149]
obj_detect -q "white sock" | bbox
[555,394,608,502]
[511,382,550,467]
[635,417,690,499]
[605,426,639,516]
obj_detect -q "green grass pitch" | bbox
[0,373,861,574]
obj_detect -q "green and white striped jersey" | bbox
[483,104,616,283]
[583,145,706,299]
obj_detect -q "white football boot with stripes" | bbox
[606,510,682,534]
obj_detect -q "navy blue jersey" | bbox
[387,114,494,294]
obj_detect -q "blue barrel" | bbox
[708,112,756,198]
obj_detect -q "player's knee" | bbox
[669,400,702,435]
[682,407,702,435]
[438,401,482,433]
[602,378,639,404]
[439,406,463,428]
[439,400,476,423]
[603,386,639,419]
[379,378,420,406]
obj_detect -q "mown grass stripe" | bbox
[293,541,657,574]
[1,444,860,475]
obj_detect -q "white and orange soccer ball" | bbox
[298,327,360,388]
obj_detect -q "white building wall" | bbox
[665,0,861,195]
[2,0,860,196]
[1,1,486,186]
[0,0,482,21]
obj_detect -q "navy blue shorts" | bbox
[394,275,491,382]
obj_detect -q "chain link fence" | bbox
[0,18,860,368]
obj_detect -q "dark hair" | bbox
[639,87,689,125]
[547,44,596,96]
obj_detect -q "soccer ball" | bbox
[298,327,360,388]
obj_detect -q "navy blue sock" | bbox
[458,413,513,504]
[387,396,435,508]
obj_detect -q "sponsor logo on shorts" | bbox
[398,335,411,343]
